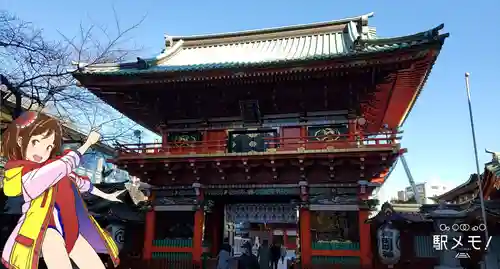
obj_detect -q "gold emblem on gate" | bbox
[315,128,340,141]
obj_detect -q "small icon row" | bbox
[439,223,486,232]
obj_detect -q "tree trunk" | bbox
[13,90,22,119]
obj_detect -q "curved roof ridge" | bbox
[166,12,374,42]
[151,40,185,64]
[361,24,446,44]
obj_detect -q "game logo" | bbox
[433,223,492,259]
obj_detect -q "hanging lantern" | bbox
[377,222,401,266]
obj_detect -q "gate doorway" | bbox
[224,203,297,258]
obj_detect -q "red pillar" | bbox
[299,208,312,269]
[210,204,222,256]
[300,126,307,149]
[193,184,205,268]
[358,210,372,268]
[348,119,356,141]
[160,128,168,151]
[143,210,156,260]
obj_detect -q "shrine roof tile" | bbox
[485,160,500,177]
[433,174,479,201]
[366,202,430,223]
[74,13,448,76]
[366,211,429,224]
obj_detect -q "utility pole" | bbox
[400,154,422,203]
[464,72,489,244]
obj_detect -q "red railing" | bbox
[115,131,401,157]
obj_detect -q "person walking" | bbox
[257,240,271,269]
[237,242,259,269]
[269,242,281,269]
[217,238,233,269]
[280,244,287,264]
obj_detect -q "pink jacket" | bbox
[1,151,95,269]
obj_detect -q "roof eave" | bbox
[434,174,478,201]
[75,42,441,79]
[396,33,449,127]
[360,24,445,46]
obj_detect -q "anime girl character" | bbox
[1,111,124,269]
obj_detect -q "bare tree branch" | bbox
[0,9,148,143]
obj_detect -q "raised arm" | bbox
[22,131,100,199]
[22,150,82,199]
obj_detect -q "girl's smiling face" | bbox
[19,130,55,163]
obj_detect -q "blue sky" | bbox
[3,0,500,201]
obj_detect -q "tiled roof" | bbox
[368,200,500,224]
[434,174,479,201]
[367,202,429,223]
[486,160,500,177]
[76,13,448,75]
[161,32,351,66]
[367,211,428,223]
[483,158,500,197]
[391,203,422,212]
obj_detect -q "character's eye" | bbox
[47,145,53,151]
[31,140,40,146]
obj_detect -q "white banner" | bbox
[106,224,125,251]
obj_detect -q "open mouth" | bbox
[33,155,43,162]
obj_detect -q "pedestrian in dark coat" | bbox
[237,242,259,269]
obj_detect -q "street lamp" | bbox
[133,130,142,145]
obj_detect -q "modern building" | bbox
[402,182,448,204]
[73,13,447,269]
[397,190,407,201]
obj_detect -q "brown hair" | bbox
[2,112,63,160]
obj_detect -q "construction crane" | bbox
[400,154,422,203]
